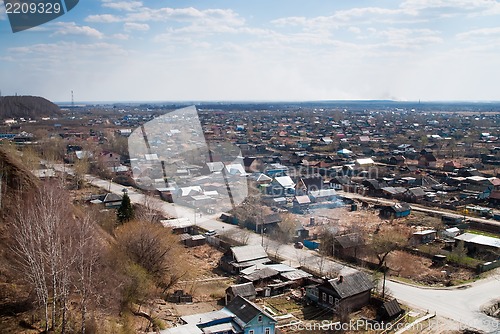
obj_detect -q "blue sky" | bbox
[2,0,500,102]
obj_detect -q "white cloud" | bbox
[86,5,245,27]
[456,26,500,40]
[348,26,362,34]
[7,41,126,57]
[399,0,500,17]
[5,3,500,102]
[51,22,104,39]
[86,14,121,23]
[124,22,149,32]
[102,0,143,12]
[373,28,443,49]
[112,33,129,40]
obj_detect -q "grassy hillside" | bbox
[0,96,61,119]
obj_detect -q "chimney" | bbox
[338,275,344,283]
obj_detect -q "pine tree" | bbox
[117,192,134,224]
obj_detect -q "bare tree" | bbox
[370,227,409,268]
[11,183,73,331]
[73,214,101,334]
[115,220,188,293]
[73,156,90,190]
[135,196,164,223]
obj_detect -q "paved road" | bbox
[54,166,500,333]
[386,276,500,333]
[339,190,500,228]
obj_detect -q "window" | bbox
[322,292,327,301]
[265,328,271,334]
[249,330,254,334]
[329,295,333,304]
[258,315,262,322]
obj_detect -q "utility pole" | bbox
[0,171,3,210]
[260,210,264,246]
[382,260,387,299]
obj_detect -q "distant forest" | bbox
[0,96,61,119]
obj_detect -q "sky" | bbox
[2,0,500,102]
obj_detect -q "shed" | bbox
[225,282,256,305]
[379,299,404,320]
[411,230,436,245]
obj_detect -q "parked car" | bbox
[205,230,217,236]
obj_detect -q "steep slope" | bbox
[0,95,61,119]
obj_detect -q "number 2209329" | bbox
[5,1,62,14]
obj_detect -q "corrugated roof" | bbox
[274,176,295,188]
[242,267,279,282]
[455,233,500,249]
[182,310,231,325]
[226,282,256,298]
[310,189,337,198]
[231,245,268,263]
[294,195,311,204]
[280,269,312,281]
[157,324,203,334]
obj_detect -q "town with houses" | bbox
[1,98,500,334]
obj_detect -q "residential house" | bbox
[389,155,406,166]
[309,189,337,203]
[404,187,426,203]
[156,187,176,202]
[103,193,122,208]
[443,161,462,172]
[203,161,225,174]
[295,176,324,195]
[333,233,364,260]
[264,163,288,177]
[418,153,437,168]
[355,158,375,168]
[306,272,374,313]
[243,157,261,172]
[252,173,272,185]
[379,203,411,219]
[225,163,248,176]
[293,195,311,212]
[246,213,282,233]
[330,176,350,190]
[268,176,295,196]
[98,151,121,167]
[224,296,277,334]
[158,296,277,334]
[362,179,385,196]
[381,186,407,199]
